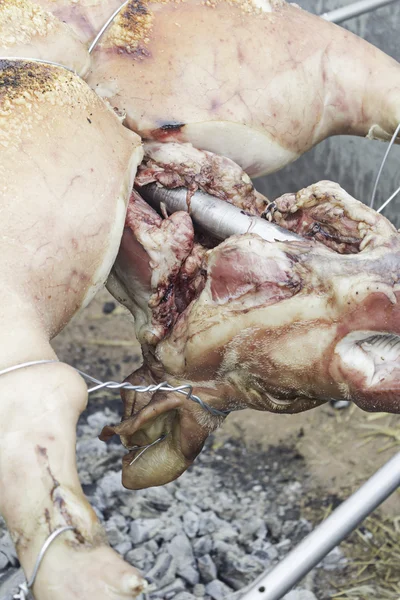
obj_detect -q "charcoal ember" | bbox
[96,470,126,502]
[205,579,233,600]
[213,547,269,590]
[198,512,228,536]
[151,556,178,588]
[144,539,159,553]
[193,535,213,557]
[0,533,17,567]
[152,578,185,598]
[260,544,279,562]
[107,514,128,531]
[0,551,9,570]
[144,487,174,512]
[125,547,155,572]
[105,515,129,546]
[197,554,218,583]
[239,516,266,539]
[264,514,283,540]
[105,524,125,546]
[130,519,163,545]
[212,492,239,521]
[178,563,200,586]
[90,449,126,481]
[146,552,176,588]
[77,438,107,459]
[78,470,93,485]
[182,510,199,539]
[168,534,195,566]
[211,521,238,542]
[193,583,206,597]
[155,520,183,543]
[115,540,132,556]
[212,543,245,590]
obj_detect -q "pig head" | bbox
[103,172,400,489]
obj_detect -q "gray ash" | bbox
[0,398,347,600]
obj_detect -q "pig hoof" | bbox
[32,544,147,599]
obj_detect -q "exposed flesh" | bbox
[105,144,400,489]
[135,141,269,215]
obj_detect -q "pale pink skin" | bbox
[0,61,147,599]
[0,0,90,75]
[29,0,124,45]
[86,0,400,176]
[11,0,400,176]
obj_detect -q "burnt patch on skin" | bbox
[36,445,60,498]
[150,123,185,142]
[44,508,52,535]
[159,122,185,131]
[102,0,154,55]
[131,45,152,60]
[0,60,58,98]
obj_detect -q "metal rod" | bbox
[321,0,399,23]
[240,451,400,600]
[138,184,303,243]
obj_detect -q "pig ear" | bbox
[335,331,400,413]
[99,390,216,489]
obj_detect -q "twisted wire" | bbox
[75,369,230,417]
[13,527,75,600]
[0,56,76,74]
[88,0,131,53]
[0,360,230,417]
[371,122,400,212]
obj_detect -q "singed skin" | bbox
[86,0,400,176]
[2,0,400,593]
[0,61,147,599]
[33,0,123,45]
[0,0,90,75]
[7,0,400,177]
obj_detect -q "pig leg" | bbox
[0,325,146,600]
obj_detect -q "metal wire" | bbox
[88,0,131,54]
[321,0,400,23]
[0,57,76,74]
[370,122,400,209]
[128,434,168,465]
[13,527,75,600]
[0,360,230,417]
[377,182,400,214]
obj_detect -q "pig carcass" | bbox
[1,0,400,598]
